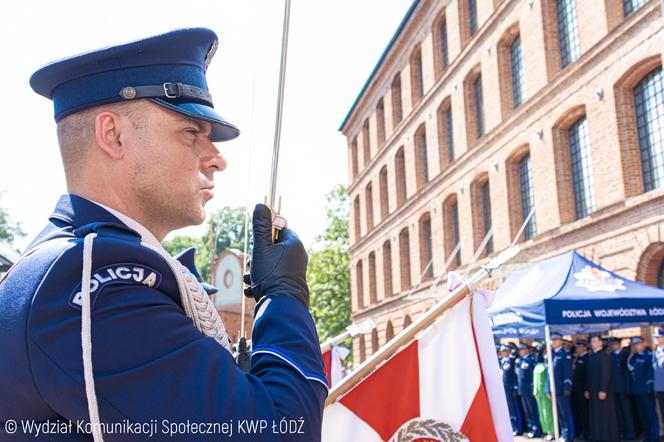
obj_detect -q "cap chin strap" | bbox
[118,82,213,107]
[79,234,231,442]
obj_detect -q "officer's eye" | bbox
[184,128,200,135]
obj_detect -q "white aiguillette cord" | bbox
[79,234,232,442]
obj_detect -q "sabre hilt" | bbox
[263,195,287,242]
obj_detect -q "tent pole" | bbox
[545,325,560,441]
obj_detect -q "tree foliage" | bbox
[162,206,251,283]
[0,193,25,248]
[307,184,351,343]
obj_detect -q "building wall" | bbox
[341,0,664,364]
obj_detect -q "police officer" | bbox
[500,345,524,435]
[608,336,636,439]
[0,29,327,441]
[571,339,589,440]
[516,343,541,438]
[628,336,658,442]
[548,332,574,442]
[653,328,664,427]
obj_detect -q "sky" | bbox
[0,0,412,252]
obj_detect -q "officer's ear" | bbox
[94,111,125,160]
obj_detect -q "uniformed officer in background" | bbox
[628,336,658,442]
[608,336,636,440]
[499,345,523,436]
[585,334,619,442]
[0,28,327,441]
[548,332,574,442]
[571,339,589,440]
[652,328,664,426]
[516,343,541,438]
[533,343,555,441]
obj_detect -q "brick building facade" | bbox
[340,0,664,364]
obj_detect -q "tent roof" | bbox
[488,250,664,337]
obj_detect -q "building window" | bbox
[359,335,366,363]
[356,260,364,309]
[350,137,358,179]
[379,166,389,220]
[411,47,424,104]
[362,119,371,166]
[376,99,386,146]
[556,0,580,68]
[399,227,411,290]
[383,240,393,297]
[392,74,403,127]
[509,35,525,108]
[623,0,646,16]
[480,180,493,254]
[474,75,485,138]
[404,314,412,328]
[415,124,429,189]
[365,182,374,231]
[386,321,395,341]
[419,213,433,280]
[519,153,537,240]
[444,196,461,269]
[437,98,454,169]
[434,14,450,77]
[353,195,361,242]
[395,146,407,207]
[469,0,478,36]
[568,117,596,219]
[634,67,664,192]
[371,329,379,354]
[369,252,377,305]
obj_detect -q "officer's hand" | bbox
[598,391,607,400]
[584,391,590,400]
[243,204,309,307]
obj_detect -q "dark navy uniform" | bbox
[548,343,574,441]
[516,347,541,437]
[571,342,589,439]
[627,338,658,442]
[0,28,327,441]
[500,347,523,434]
[610,340,635,439]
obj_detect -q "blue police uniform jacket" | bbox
[0,194,328,441]
[611,349,631,394]
[628,351,655,395]
[500,356,518,391]
[515,354,536,397]
[547,347,573,395]
[653,346,664,392]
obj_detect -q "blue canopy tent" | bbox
[488,250,664,338]
[487,250,664,439]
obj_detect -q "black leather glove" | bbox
[235,336,251,372]
[243,203,309,307]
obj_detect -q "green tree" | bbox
[307,184,351,343]
[0,193,26,248]
[162,206,251,283]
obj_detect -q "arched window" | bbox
[350,137,358,179]
[509,35,525,108]
[419,213,433,280]
[623,0,646,16]
[395,146,407,207]
[437,97,454,168]
[362,119,371,166]
[392,74,403,127]
[379,166,389,220]
[472,176,493,255]
[359,335,366,363]
[555,0,580,68]
[386,321,395,342]
[568,116,596,219]
[376,98,386,147]
[414,124,429,189]
[464,66,484,144]
[518,153,537,240]
[383,240,393,297]
[411,46,424,104]
[403,314,412,329]
[356,260,364,310]
[365,182,374,231]
[634,67,664,192]
[371,329,380,354]
[353,195,361,242]
[433,12,449,78]
[399,227,412,290]
[368,252,377,305]
[443,195,461,269]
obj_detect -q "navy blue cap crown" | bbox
[30,28,239,142]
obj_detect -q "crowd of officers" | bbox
[498,329,664,442]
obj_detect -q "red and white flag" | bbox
[323,345,351,387]
[322,293,512,441]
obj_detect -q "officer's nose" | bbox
[201,141,227,173]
